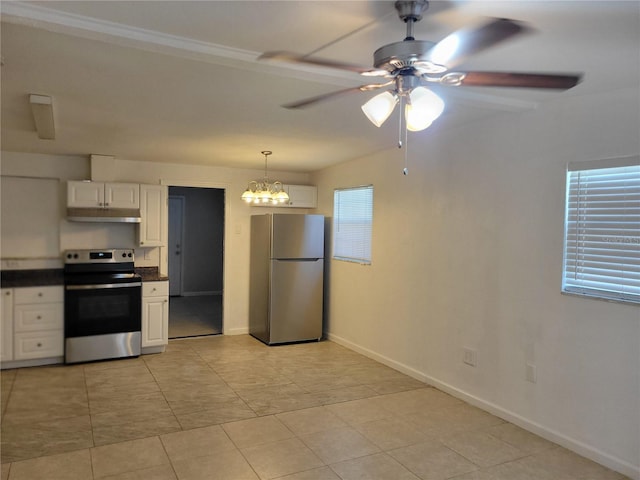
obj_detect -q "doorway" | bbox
[167,186,224,338]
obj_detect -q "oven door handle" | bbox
[65,282,142,290]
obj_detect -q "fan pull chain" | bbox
[397,96,409,175]
[397,95,404,150]
[403,125,409,176]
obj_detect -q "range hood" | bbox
[67,207,141,223]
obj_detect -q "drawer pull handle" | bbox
[37,343,42,347]
[38,293,43,297]
[37,315,42,320]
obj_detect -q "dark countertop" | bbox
[1,266,168,287]
[135,267,169,282]
[1,269,64,288]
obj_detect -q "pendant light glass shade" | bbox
[361,86,444,132]
[361,91,398,127]
[405,87,445,132]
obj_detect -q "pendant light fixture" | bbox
[241,151,290,205]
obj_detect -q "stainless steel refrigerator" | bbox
[249,213,324,345]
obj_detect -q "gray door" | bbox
[269,258,323,343]
[168,196,184,296]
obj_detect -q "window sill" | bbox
[561,290,639,307]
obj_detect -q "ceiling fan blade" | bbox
[259,51,382,76]
[427,18,531,68]
[458,71,582,89]
[283,82,391,109]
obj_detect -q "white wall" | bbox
[0,153,311,337]
[311,87,640,478]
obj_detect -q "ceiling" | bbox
[1,1,639,172]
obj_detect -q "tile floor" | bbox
[168,295,223,338]
[0,335,629,480]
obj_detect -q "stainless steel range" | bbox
[64,249,142,364]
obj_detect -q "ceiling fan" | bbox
[259,0,582,131]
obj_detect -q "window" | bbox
[563,157,640,303]
[333,185,373,264]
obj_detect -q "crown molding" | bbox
[0,1,360,87]
[0,1,539,112]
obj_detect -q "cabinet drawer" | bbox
[143,281,169,297]
[14,330,63,360]
[14,286,63,305]
[14,304,63,332]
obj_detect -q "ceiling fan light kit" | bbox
[361,91,398,127]
[260,0,581,137]
[405,86,445,131]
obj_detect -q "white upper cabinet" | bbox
[68,181,139,209]
[252,185,317,208]
[138,185,167,247]
[105,183,140,209]
[286,185,317,208]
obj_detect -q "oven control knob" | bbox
[67,253,73,259]
[74,254,79,259]
[128,253,132,258]
[122,253,126,258]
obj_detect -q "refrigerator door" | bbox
[269,258,323,344]
[272,214,324,259]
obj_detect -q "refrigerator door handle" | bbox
[274,258,322,262]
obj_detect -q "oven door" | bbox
[65,282,142,338]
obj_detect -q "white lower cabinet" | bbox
[1,289,14,361]
[2,286,64,365]
[142,281,169,349]
[14,331,64,360]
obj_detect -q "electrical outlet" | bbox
[463,347,477,367]
[526,363,537,383]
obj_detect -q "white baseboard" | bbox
[325,332,639,480]
[1,356,64,370]
[224,326,249,336]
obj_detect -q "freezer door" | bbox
[272,214,324,259]
[269,259,323,344]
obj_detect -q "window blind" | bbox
[333,185,373,264]
[563,158,640,303]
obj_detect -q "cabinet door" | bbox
[139,185,167,247]
[1,289,13,361]
[142,296,168,347]
[287,185,317,208]
[67,181,104,208]
[14,331,63,360]
[14,286,63,305]
[105,183,140,209]
[14,304,63,332]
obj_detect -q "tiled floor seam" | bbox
[82,363,98,456]
[142,350,195,435]
[157,433,182,480]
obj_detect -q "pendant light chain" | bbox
[262,150,271,182]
